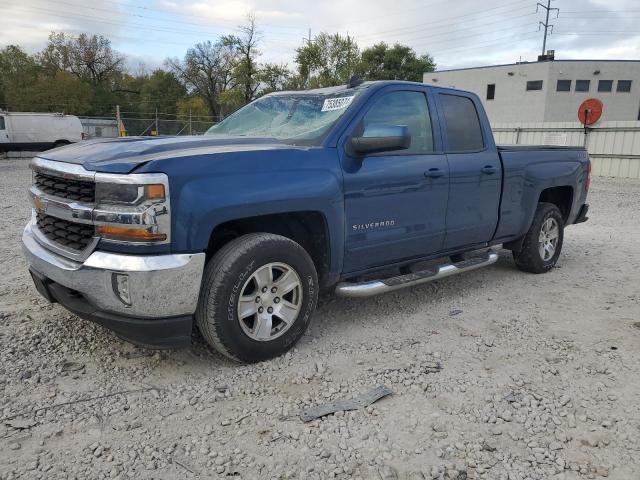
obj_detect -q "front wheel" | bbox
[196,233,318,363]
[513,202,564,274]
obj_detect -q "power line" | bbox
[427,32,540,56]
[355,0,533,42]
[355,14,537,49]
[4,3,302,49]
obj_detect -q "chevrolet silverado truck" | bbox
[22,80,590,363]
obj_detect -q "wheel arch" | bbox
[205,211,332,287]
[538,185,573,223]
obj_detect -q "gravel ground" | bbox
[1,158,640,480]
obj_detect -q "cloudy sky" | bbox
[2,0,640,72]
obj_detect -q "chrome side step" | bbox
[335,250,499,298]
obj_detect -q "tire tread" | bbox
[196,233,316,362]
[513,202,564,274]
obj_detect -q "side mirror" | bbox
[348,124,411,156]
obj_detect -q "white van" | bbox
[0,112,84,152]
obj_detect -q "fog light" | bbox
[112,273,131,306]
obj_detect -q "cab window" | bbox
[0,117,5,130]
[439,94,484,152]
[361,91,434,154]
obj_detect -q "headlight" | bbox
[93,173,170,244]
[95,183,166,206]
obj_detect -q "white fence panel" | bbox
[492,121,640,179]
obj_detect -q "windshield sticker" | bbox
[321,96,355,112]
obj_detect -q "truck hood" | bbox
[37,135,302,174]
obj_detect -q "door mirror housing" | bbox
[348,124,411,156]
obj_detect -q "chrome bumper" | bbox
[22,221,205,318]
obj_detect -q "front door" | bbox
[342,88,449,273]
[436,92,502,249]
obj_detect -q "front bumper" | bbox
[22,221,205,348]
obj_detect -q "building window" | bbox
[486,84,495,100]
[526,80,543,91]
[556,79,571,92]
[617,80,632,92]
[575,80,590,92]
[598,80,613,92]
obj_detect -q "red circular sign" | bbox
[578,98,603,125]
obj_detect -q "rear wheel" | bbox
[196,233,318,363]
[513,202,564,273]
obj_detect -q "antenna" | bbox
[537,0,559,57]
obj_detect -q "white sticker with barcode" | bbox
[321,96,355,112]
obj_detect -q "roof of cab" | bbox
[268,79,474,97]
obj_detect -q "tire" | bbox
[513,202,564,274]
[196,233,318,363]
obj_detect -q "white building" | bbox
[424,59,640,123]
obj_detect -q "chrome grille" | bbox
[34,171,95,203]
[36,212,95,251]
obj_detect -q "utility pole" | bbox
[537,0,559,56]
[116,105,124,137]
[301,28,312,88]
[155,107,159,136]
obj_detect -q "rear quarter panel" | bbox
[495,147,589,242]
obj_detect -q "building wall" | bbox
[492,120,640,179]
[544,61,640,122]
[424,61,640,124]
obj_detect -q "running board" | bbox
[335,250,499,298]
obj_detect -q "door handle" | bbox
[481,165,498,175]
[424,168,444,178]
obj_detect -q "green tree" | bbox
[257,63,293,95]
[139,70,187,116]
[166,40,237,118]
[38,32,125,86]
[176,96,213,134]
[222,14,261,104]
[358,42,435,82]
[25,71,92,114]
[0,45,39,109]
[295,32,359,88]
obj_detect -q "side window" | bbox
[575,80,590,92]
[598,80,613,92]
[0,116,5,130]
[486,84,495,100]
[617,80,632,92]
[361,91,433,154]
[526,80,543,91]
[439,94,484,152]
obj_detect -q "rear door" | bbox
[436,92,502,249]
[341,86,449,273]
[0,114,8,149]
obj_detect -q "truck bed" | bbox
[494,145,590,243]
[497,145,586,152]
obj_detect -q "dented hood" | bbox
[37,135,298,174]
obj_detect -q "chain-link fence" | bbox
[80,115,220,139]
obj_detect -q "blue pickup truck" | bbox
[22,80,590,362]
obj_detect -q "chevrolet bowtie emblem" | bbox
[33,195,44,212]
